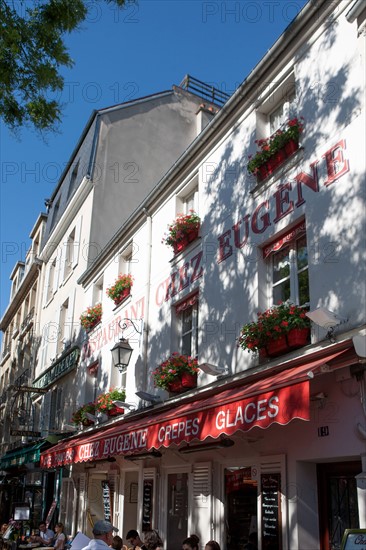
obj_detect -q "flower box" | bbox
[113,287,130,306]
[286,327,310,348]
[266,336,289,357]
[71,402,97,426]
[162,212,200,255]
[284,138,299,157]
[80,303,102,332]
[238,301,311,357]
[168,372,197,393]
[153,353,200,393]
[107,405,125,417]
[247,118,303,180]
[95,388,126,415]
[106,274,133,305]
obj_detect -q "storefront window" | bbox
[225,467,258,550]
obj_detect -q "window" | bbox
[93,276,104,305]
[267,226,309,306]
[269,88,296,134]
[176,175,199,217]
[256,72,297,138]
[118,243,133,276]
[183,188,198,214]
[176,295,199,357]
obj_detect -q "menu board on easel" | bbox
[101,481,112,521]
[261,473,281,550]
[142,480,153,531]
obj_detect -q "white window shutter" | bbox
[73,216,82,268]
[190,462,212,541]
[59,239,67,284]
[52,254,61,294]
[66,288,76,345]
[78,474,87,534]
[42,264,51,307]
[40,391,52,435]
[59,478,76,533]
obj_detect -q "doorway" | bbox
[225,467,258,550]
[317,461,361,550]
[166,473,188,549]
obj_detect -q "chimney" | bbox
[196,103,216,135]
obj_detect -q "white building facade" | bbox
[2,1,366,549]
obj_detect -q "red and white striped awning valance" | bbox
[263,221,306,259]
[175,292,199,314]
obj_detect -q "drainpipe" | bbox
[346,0,365,22]
[142,208,152,389]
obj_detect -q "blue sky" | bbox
[0,0,308,316]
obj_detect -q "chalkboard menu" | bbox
[261,473,281,550]
[142,480,153,531]
[101,481,111,521]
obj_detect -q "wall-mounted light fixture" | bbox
[111,318,143,373]
[84,412,96,423]
[124,449,162,461]
[198,363,229,377]
[352,330,366,363]
[135,391,162,405]
[306,307,346,343]
[179,437,234,454]
[310,392,328,408]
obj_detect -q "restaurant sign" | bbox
[33,347,80,389]
[40,381,309,468]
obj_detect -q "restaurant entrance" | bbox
[225,467,257,550]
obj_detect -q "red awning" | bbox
[40,347,349,468]
[263,221,306,259]
[175,291,199,314]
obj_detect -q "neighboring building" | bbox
[0,214,56,524]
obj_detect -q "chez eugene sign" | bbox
[82,139,348,360]
[40,381,309,468]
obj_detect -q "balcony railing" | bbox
[179,74,231,107]
[20,307,35,334]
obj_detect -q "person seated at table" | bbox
[31,522,54,546]
[53,524,66,550]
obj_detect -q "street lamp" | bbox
[111,338,134,373]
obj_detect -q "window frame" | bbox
[181,301,199,358]
[269,232,309,307]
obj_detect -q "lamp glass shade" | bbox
[111,338,133,371]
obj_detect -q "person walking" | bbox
[81,521,118,550]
